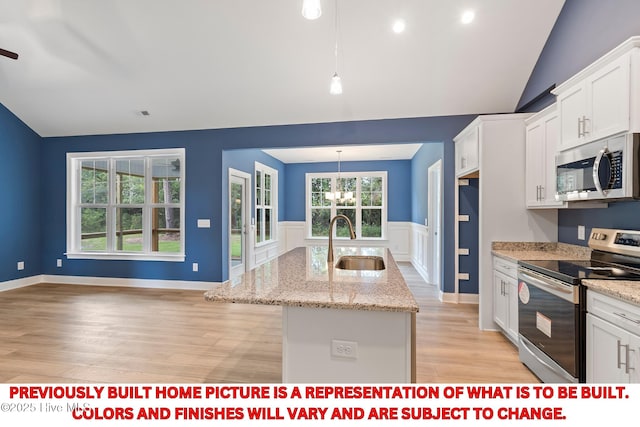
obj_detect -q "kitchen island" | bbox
[205,246,418,383]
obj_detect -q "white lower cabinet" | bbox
[493,256,518,344]
[586,290,640,383]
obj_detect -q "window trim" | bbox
[254,161,278,247]
[66,148,185,262]
[305,171,387,240]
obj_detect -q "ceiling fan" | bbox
[0,48,18,60]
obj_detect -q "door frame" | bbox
[427,159,443,287]
[228,168,252,279]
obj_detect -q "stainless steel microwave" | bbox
[555,133,640,201]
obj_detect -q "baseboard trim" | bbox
[0,276,42,292]
[1,274,219,292]
[42,275,218,291]
[440,291,479,304]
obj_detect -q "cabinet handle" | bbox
[578,115,590,138]
[629,348,636,373]
[582,116,590,136]
[578,117,583,138]
[617,340,624,370]
[617,340,631,373]
[536,185,540,201]
[540,185,544,201]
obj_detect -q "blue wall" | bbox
[0,104,42,281]
[518,0,640,245]
[410,142,444,224]
[284,159,412,222]
[34,115,474,284]
[458,179,479,294]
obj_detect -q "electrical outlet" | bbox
[17,261,24,271]
[331,339,358,359]
[578,225,585,240]
[56,259,62,267]
[192,263,199,272]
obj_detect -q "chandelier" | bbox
[325,150,353,202]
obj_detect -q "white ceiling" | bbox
[0,0,565,140]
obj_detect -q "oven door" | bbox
[517,268,582,382]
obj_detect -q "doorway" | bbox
[428,160,442,287]
[229,169,251,279]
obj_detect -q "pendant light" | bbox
[302,0,322,20]
[325,150,353,201]
[329,0,342,95]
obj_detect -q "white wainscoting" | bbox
[410,222,430,284]
[252,241,280,268]
[278,221,412,262]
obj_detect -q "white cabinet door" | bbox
[455,127,479,177]
[505,275,519,342]
[557,52,632,151]
[525,105,565,208]
[493,270,508,331]
[493,268,518,344]
[525,120,545,206]
[557,83,587,151]
[587,313,632,383]
[588,53,631,141]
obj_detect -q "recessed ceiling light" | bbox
[461,10,475,24]
[392,19,406,34]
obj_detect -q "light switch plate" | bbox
[578,225,585,240]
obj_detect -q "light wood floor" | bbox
[0,263,538,383]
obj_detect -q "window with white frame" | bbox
[306,172,387,239]
[67,148,185,261]
[255,162,277,245]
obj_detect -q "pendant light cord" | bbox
[334,0,339,74]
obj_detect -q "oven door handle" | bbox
[518,270,578,303]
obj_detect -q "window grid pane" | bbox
[80,207,107,251]
[307,173,385,239]
[71,150,184,257]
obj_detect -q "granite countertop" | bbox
[204,246,419,313]
[491,241,592,263]
[492,241,640,307]
[582,280,640,307]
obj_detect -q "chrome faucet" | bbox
[327,214,356,263]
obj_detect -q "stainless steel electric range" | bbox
[517,228,640,383]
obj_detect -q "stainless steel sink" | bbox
[335,255,386,271]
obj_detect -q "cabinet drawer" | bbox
[587,290,640,336]
[493,256,517,278]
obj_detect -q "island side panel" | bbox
[282,306,414,383]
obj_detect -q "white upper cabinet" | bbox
[454,124,479,177]
[553,37,640,151]
[525,104,566,208]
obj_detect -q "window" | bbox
[306,172,387,239]
[255,162,277,245]
[67,148,185,261]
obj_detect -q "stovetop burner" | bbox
[518,259,640,284]
[518,228,640,284]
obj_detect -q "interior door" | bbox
[428,160,442,286]
[229,170,250,279]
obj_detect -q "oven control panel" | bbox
[589,228,640,256]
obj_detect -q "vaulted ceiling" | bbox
[0,0,565,138]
